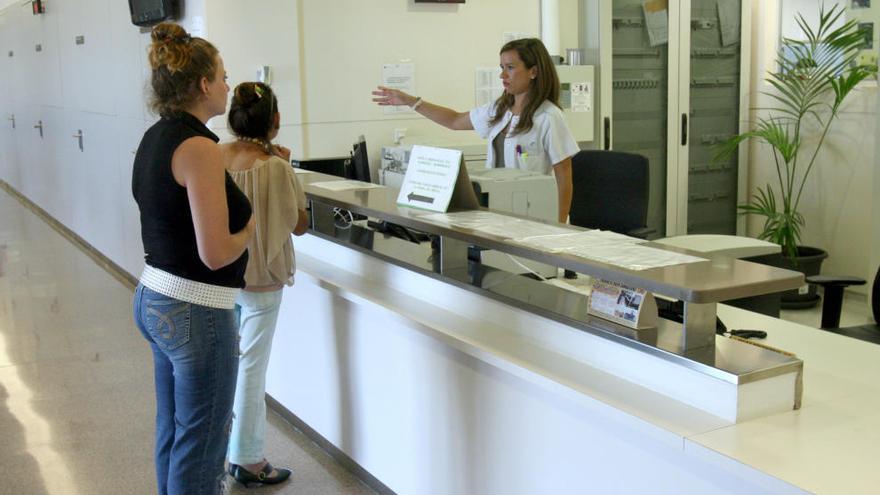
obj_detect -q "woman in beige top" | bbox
[220,82,308,487]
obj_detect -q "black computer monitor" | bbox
[350,136,372,183]
[292,156,350,178]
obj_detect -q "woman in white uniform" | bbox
[372,37,579,223]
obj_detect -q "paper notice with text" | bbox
[382,63,415,114]
[643,0,669,47]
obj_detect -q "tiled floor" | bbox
[0,188,375,495]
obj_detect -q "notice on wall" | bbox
[397,145,465,212]
[502,32,531,44]
[475,66,504,108]
[643,0,669,47]
[717,0,741,47]
[570,82,592,113]
[382,62,415,115]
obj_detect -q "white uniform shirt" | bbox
[469,100,579,175]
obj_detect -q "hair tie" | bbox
[254,85,264,99]
[161,34,191,46]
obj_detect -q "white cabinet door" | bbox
[77,112,125,264]
[55,0,114,115]
[0,8,17,185]
[33,2,65,109]
[109,1,151,121]
[48,109,85,231]
[37,106,66,218]
[19,104,50,207]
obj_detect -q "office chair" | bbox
[806,266,880,344]
[569,150,654,239]
[564,150,654,279]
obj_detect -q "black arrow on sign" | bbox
[407,192,435,204]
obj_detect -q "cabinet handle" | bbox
[7,115,14,129]
[681,114,688,146]
[34,120,43,138]
[603,117,611,150]
[72,129,83,151]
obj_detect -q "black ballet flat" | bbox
[229,462,291,488]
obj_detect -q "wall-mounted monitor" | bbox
[128,0,179,27]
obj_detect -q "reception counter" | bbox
[264,172,878,494]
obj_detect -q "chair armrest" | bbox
[626,227,656,239]
[805,275,866,288]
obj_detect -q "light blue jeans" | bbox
[133,283,239,495]
[228,289,284,465]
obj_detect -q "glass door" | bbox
[684,0,745,234]
[609,0,675,236]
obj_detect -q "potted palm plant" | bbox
[716,4,875,308]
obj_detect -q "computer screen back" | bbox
[351,139,372,183]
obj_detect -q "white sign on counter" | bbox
[397,145,478,212]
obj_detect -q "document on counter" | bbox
[565,243,707,271]
[417,210,573,239]
[292,167,314,174]
[513,230,705,270]
[309,180,383,192]
[514,230,646,252]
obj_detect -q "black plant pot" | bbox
[745,246,828,310]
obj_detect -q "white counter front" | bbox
[265,234,879,494]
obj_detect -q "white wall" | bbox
[203,0,541,179]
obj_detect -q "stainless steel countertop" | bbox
[297,171,805,387]
[298,172,804,304]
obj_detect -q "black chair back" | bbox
[569,150,650,235]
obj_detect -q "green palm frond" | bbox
[716,3,870,259]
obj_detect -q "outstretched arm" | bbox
[372,86,473,131]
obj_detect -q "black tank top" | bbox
[132,112,251,288]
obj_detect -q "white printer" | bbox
[468,167,559,278]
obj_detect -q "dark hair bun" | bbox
[228,82,278,140]
[149,22,192,74]
[233,83,262,107]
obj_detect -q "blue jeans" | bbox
[133,283,240,495]
[228,289,283,465]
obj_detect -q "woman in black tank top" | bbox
[131,22,254,495]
